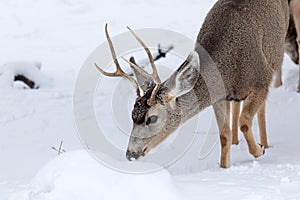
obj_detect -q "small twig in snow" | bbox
[51,141,66,155]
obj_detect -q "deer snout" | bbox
[126,146,148,161]
[126,150,142,161]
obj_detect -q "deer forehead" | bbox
[132,88,153,124]
[132,86,171,124]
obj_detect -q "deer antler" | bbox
[125,27,162,105]
[95,23,141,97]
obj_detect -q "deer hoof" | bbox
[274,81,282,88]
[258,143,265,155]
[250,143,265,158]
[232,140,239,145]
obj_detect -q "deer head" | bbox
[95,24,201,161]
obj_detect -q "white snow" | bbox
[9,151,181,200]
[0,61,47,89]
[1,0,300,200]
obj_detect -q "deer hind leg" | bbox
[293,38,300,92]
[257,102,269,148]
[291,0,300,92]
[298,66,300,92]
[296,37,300,92]
[232,101,240,145]
[239,90,267,158]
[298,41,300,92]
[213,101,231,168]
[274,68,283,88]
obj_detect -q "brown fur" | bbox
[275,0,300,92]
[232,0,299,149]
[230,100,269,148]
[195,0,288,167]
[231,101,240,145]
[126,0,289,168]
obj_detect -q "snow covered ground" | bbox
[1,0,300,199]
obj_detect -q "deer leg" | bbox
[239,90,266,158]
[293,0,300,92]
[226,101,230,124]
[232,101,240,145]
[257,102,269,148]
[274,69,283,88]
[298,66,300,93]
[296,40,300,93]
[213,100,231,168]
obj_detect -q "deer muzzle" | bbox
[126,149,142,161]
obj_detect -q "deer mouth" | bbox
[126,150,142,161]
[126,147,148,161]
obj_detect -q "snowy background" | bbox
[1,0,300,199]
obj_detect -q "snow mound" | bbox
[0,61,48,89]
[9,150,182,200]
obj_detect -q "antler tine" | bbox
[95,23,141,97]
[121,56,150,78]
[127,26,162,105]
[126,26,161,85]
[122,56,159,105]
[105,23,122,74]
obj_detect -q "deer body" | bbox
[194,0,289,167]
[96,0,289,168]
[198,0,288,98]
[233,0,299,148]
[276,0,300,92]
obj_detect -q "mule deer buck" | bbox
[275,0,300,92]
[95,0,289,168]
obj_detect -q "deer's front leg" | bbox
[239,90,266,158]
[213,101,232,168]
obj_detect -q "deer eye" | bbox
[146,115,158,125]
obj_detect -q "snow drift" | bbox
[9,151,182,200]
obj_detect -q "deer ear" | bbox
[166,51,200,99]
[129,56,155,93]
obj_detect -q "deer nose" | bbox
[126,150,141,161]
